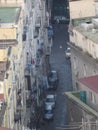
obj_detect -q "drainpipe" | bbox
[36,76,39,106]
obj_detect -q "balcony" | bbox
[45,46,51,55]
[36,48,44,57]
[16,88,23,110]
[33,27,39,39]
[14,110,21,123]
[16,94,22,110]
[22,33,26,41]
[35,17,41,28]
[0,101,7,125]
[47,27,54,39]
[35,57,41,67]
[65,91,98,117]
[22,25,28,41]
[44,20,49,28]
[24,64,32,77]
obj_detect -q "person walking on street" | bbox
[56,18,60,24]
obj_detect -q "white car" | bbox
[65,47,71,58]
[45,94,56,109]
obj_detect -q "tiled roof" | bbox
[79,75,98,93]
[0,7,21,23]
[0,127,11,130]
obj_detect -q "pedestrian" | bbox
[56,18,59,24]
[36,117,40,130]
[60,45,62,49]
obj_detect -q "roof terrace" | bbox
[72,17,98,44]
[0,7,21,24]
[65,91,98,117]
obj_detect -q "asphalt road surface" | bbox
[41,23,73,130]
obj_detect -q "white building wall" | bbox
[71,47,98,91]
[71,29,98,59]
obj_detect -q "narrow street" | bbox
[41,24,73,130]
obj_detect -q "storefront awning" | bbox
[0,127,11,130]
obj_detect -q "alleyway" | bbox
[40,24,73,130]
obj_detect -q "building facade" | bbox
[66,0,98,130]
[0,0,51,130]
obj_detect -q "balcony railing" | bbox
[36,48,44,57]
[45,46,51,55]
[22,25,28,41]
[14,110,21,123]
[0,102,7,125]
[65,91,98,117]
[35,17,41,28]
[24,65,31,77]
[35,57,41,67]
[22,33,26,41]
[33,27,39,38]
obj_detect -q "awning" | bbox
[0,127,11,130]
[0,94,4,101]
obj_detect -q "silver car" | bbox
[43,104,54,120]
[45,94,56,109]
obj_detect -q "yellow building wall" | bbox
[0,50,7,61]
[69,0,96,19]
[0,28,16,40]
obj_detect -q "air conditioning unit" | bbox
[92,28,97,33]
[92,18,98,28]
[81,23,94,31]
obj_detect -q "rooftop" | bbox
[79,75,98,93]
[0,7,21,23]
[73,17,98,44]
[65,91,98,117]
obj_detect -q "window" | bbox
[0,83,2,91]
[83,64,86,77]
[89,91,96,103]
[73,57,77,70]
[76,82,79,90]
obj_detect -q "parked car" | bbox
[43,104,54,121]
[65,47,71,59]
[48,70,59,90]
[45,94,56,109]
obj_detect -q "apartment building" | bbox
[65,0,98,130]
[68,0,98,90]
[0,0,51,130]
[0,4,27,130]
[66,75,98,130]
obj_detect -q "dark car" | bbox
[48,70,59,90]
[43,104,54,121]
